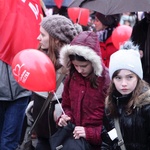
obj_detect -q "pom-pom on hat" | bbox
[41,15,78,44]
[109,41,143,79]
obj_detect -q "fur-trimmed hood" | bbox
[134,89,150,108]
[59,31,103,76]
[105,88,150,108]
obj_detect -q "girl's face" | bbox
[113,70,138,95]
[37,26,49,49]
[72,60,93,77]
[94,17,107,31]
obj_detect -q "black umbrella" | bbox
[69,0,150,15]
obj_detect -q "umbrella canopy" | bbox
[69,0,150,15]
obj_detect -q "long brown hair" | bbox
[48,36,66,70]
[38,35,66,70]
[106,70,149,116]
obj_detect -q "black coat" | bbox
[32,93,58,138]
[131,14,150,83]
[101,89,150,150]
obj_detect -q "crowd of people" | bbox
[1,0,150,150]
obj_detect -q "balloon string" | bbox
[77,9,82,24]
[53,92,65,115]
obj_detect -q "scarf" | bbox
[99,27,114,42]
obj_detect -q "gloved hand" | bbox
[25,100,34,126]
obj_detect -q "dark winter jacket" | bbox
[101,89,150,150]
[32,70,64,138]
[0,60,31,101]
[62,70,109,146]
[131,15,150,83]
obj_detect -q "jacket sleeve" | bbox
[101,125,112,149]
[84,125,102,145]
[142,104,150,148]
[101,112,118,150]
[61,75,74,122]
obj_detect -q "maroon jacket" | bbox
[59,31,110,149]
[62,69,110,146]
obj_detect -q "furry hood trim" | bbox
[59,44,103,76]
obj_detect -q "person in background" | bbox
[131,12,150,84]
[58,31,110,149]
[42,0,72,17]
[94,12,121,68]
[101,41,150,149]
[0,62,31,150]
[25,14,81,150]
[120,12,137,27]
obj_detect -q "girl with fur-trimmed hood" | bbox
[58,31,110,149]
[101,41,150,150]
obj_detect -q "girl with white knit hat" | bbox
[101,41,150,150]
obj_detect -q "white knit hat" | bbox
[109,42,143,79]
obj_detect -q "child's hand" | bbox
[58,114,71,127]
[73,126,86,139]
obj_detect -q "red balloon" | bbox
[54,0,63,8]
[112,25,132,49]
[68,7,80,23]
[12,49,56,92]
[78,8,90,26]
[68,7,89,26]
